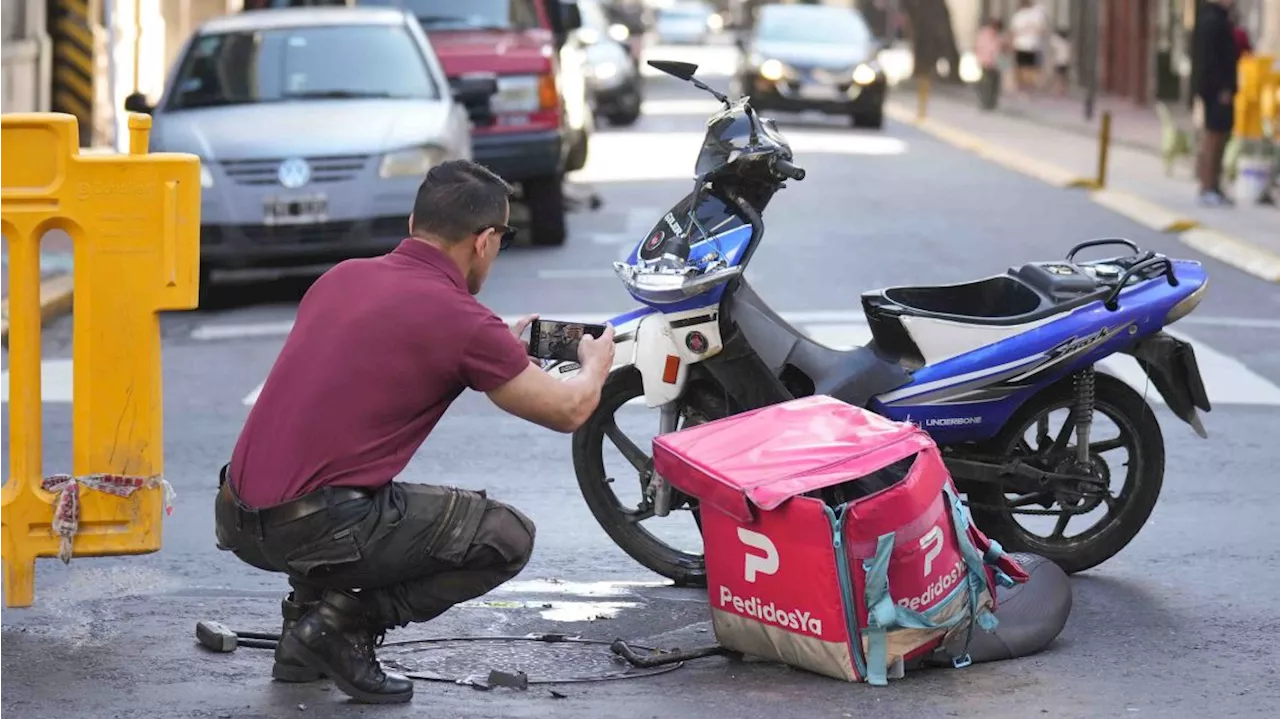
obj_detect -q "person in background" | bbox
[1009,0,1048,95]
[1193,0,1241,207]
[1230,6,1253,57]
[1050,27,1071,96]
[975,18,1006,110]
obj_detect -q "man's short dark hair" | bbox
[411,160,514,243]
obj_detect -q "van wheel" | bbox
[524,175,567,246]
[852,108,884,129]
[565,126,590,172]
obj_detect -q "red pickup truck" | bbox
[249,0,591,246]
[358,0,592,246]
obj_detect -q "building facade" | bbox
[1,0,244,146]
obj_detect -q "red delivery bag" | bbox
[651,395,1028,685]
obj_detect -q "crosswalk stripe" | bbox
[10,315,1278,408]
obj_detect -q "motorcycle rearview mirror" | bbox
[646,60,730,107]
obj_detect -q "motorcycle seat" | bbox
[861,262,1111,368]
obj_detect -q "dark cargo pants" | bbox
[213,465,536,629]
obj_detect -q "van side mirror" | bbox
[452,74,498,105]
[124,92,153,114]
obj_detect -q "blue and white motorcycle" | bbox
[547,60,1212,585]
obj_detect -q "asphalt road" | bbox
[5,44,1280,718]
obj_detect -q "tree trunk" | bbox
[901,0,963,83]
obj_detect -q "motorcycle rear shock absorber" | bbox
[1073,367,1096,464]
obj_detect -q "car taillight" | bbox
[538,73,558,111]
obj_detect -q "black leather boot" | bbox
[278,589,413,704]
[272,594,325,682]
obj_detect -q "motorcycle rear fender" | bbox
[1121,331,1211,438]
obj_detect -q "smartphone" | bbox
[528,319,607,362]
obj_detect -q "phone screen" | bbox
[529,320,607,362]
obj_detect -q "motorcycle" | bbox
[545,59,1212,586]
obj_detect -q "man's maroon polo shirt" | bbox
[229,238,531,508]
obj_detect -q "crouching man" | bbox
[214,160,615,704]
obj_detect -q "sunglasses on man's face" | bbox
[476,224,517,251]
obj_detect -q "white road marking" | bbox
[13,313,1272,408]
[188,311,1280,343]
[243,382,263,406]
[536,269,619,279]
[456,579,666,621]
[190,320,295,342]
[0,358,74,402]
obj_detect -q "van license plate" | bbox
[263,194,328,226]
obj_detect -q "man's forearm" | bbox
[558,361,610,432]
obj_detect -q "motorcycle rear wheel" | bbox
[572,367,730,587]
[965,373,1165,574]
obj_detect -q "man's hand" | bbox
[577,324,616,379]
[510,314,538,352]
[1219,89,1233,105]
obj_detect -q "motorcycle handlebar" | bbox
[773,157,805,181]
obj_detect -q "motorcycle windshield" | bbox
[694,101,790,177]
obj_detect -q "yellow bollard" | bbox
[0,112,201,608]
[1096,110,1112,189]
[917,76,930,122]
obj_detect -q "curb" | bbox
[1088,189,1200,233]
[885,104,1094,189]
[887,101,1279,284]
[1180,228,1280,282]
[0,274,75,347]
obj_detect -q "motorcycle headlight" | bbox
[613,262,742,304]
[1165,280,1208,325]
[760,59,786,81]
[379,146,443,179]
[200,164,214,189]
[852,63,878,85]
[608,23,630,42]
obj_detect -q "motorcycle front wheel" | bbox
[572,366,731,586]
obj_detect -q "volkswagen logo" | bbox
[277,158,311,189]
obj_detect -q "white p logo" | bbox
[920,525,944,577]
[738,527,779,583]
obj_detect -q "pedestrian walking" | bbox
[1049,27,1071,96]
[1192,0,1241,206]
[212,160,616,704]
[1009,0,1048,95]
[975,18,1006,110]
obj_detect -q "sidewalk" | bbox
[887,85,1280,282]
[1,233,75,345]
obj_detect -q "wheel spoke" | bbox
[1089,437,1126,454]
[1049,511,1071,540]
[604,418,650,472]
[1034,416,1051,451]
[623,504,656,524]
[1048,413,1074,455]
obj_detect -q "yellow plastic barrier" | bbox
[1,113,201,608]
[1235,54,1275,140]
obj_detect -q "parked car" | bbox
[576,0,643,126]
[124,6,488,290]
[351,0,591,246]
[654,1,717,45]
[732,2,886,129]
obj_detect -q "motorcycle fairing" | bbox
[544,305,724,408]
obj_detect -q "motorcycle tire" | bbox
[965,372,1165,574]
[572,366,730,587]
